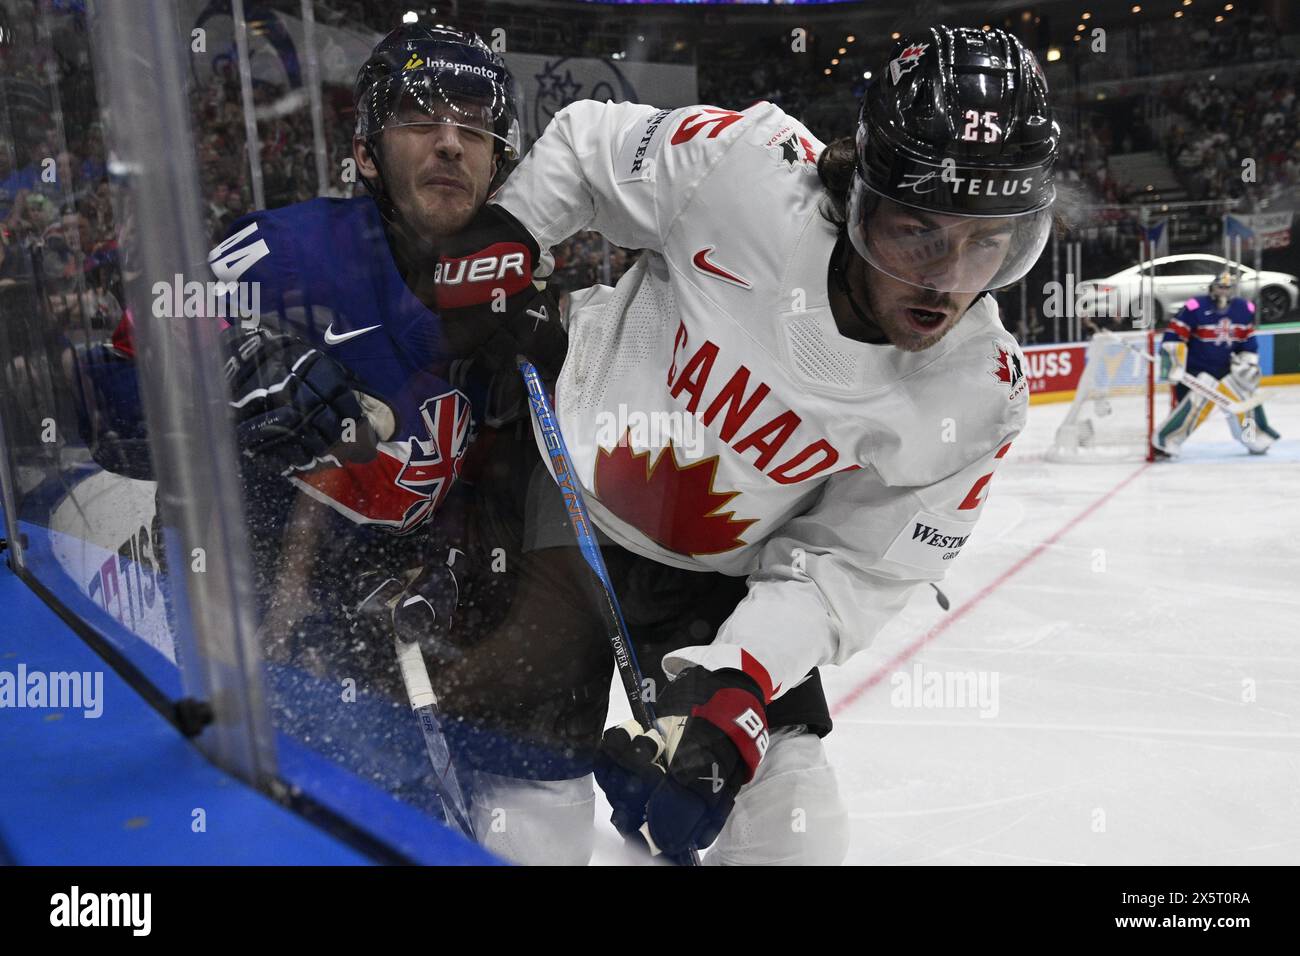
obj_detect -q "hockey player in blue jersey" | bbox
[1152,270,1280,457]
[72,25,620,862]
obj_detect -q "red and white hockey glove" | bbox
[433,203,566,377]
[595,667,769,857]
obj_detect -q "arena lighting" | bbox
[831,58,840,65]
[1175,10,1184,17]
[1082,11,1091,18]
[838,47,846,54]
[890,31,900,39]
[823,68,832,75]
[402,10,418,23]
[1047,47,1062,60]
[846,35,856,42]
[1077,23,1085,30]
[1214,14,1224,20]
[863,70,872,79]
[1131,5,1141,13]
[1074,34,1082,41]
[1224,2,1233,7]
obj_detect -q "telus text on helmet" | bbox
[899,172,1036,196]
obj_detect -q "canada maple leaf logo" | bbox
[593,435,756,557]
[989,342,1024,388]
[889,43,929,83]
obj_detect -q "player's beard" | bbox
[857,264,976,353]
[378,149,490,263]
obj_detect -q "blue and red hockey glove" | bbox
[594,667,770,858]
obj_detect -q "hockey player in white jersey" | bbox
[450,25,1057,863]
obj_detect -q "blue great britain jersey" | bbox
[1162,294,1258,379]
[210,196,487,539]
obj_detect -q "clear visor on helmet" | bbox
[362,70,519,159]
[846,175,1053,294]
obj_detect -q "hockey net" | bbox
[1047,330,1157,463]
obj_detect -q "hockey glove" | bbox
[595,667,769,857]
[1229,351,1262,394]
[353,556,465,672]
[223,326,387,474]
[433,203,567,377]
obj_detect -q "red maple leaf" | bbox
[798,135,817,164]
[594,436,756,557]
[991,345,1013,384]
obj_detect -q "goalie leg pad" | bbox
[1154,376,1215,455]
[1226,404,1281,454]
[1214,373,1279,454]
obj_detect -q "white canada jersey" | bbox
[492,99,1028,701]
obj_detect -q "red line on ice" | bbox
[830,463,1152,716]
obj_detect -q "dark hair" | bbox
[816,136,855,228]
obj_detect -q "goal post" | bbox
[1047,330,1160,463]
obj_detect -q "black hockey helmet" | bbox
[354,23,521,199]
[847,26,1060,293]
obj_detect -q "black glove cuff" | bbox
[658,667,766,718]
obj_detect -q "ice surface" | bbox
[594,383,1300,865]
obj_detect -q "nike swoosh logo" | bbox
[323,323,381,346]
[692,247,751,289]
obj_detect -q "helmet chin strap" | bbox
[830,234,883,336]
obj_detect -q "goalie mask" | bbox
[1210,270,1238,307]
[848,26,1059,294]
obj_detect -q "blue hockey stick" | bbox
[518,359,700,866]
